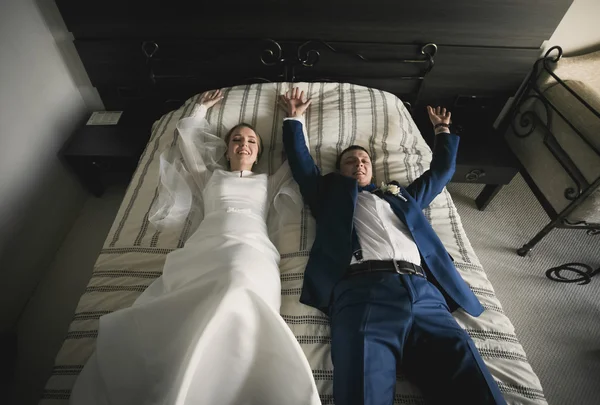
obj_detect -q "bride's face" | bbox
[226,126,260,168]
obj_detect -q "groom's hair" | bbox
[224,123,264,163]
[335,145,371,170]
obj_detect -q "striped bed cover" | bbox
[40,83,546,405]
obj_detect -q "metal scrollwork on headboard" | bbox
[142,40,160,84]
[141,38,439,107]
[292,40,438,105]
[259,39,283,66]
[421,43,438,74]
[142,38,282,84]
[295,40,437,70]
[297,40,328,67]
[142,41,159,59]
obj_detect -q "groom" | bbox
[280,88,506,405]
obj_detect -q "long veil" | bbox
[148,117,227,232]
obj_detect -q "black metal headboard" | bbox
[77,38,440,115]
[140,38,438,109]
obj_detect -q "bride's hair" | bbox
[224,123,264,165]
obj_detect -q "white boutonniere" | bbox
[380,182,407,201]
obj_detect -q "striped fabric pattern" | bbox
[40,83,546,404]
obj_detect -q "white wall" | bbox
[495,0,600,127]
[0,0,92,334]
[544,0,600,55]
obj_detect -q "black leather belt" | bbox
[347,260,426,278]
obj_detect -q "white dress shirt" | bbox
[351,191,421,265]
[283,116,420,265]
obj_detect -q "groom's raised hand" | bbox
[427,105,452,135]
[279,87,312,118]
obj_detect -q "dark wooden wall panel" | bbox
[55,0,573,113]
[422,46,542,101]
[56,0,572,48]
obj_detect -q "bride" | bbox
[70,90,320,405]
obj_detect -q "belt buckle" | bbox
[393,261,418,276]
[392,260,404,275]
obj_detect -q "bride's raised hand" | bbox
[200,89,224,109]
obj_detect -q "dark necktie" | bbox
[352,183,378,261]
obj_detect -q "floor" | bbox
[11,183,127,405]
[447,178,600,405]
[11,175,600,405]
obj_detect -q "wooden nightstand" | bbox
[61,110,154,197]
[417,98,520,210]
[452,125,519,210]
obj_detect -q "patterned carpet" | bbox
[447,174,600,405]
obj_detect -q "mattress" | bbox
[41,82,547,404]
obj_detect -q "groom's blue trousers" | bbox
[329,272,506,405]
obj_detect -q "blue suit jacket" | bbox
[282,119,484,317]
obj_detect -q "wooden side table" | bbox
[452,125,520,210]
[60,110,154,197]
[418,99,520,210]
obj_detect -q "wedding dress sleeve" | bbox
[149,103,227,231]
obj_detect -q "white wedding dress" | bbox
[70,106,320,405]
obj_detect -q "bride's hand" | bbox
[279,87,312,118]
[199,89,224,109]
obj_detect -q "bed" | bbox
[41,82,546,404]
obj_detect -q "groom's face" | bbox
[339,149,373,187]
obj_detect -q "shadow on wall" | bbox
[34,0,103,110]
[564,44,600,57]
[0,153,86,403]
[542,0,600,57]
[541,41,600,58]
[0,150,87,322]
[0,331,17,403]
[0,0,95,397]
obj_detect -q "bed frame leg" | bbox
[476,184,503,211]
[517,219,560,256]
